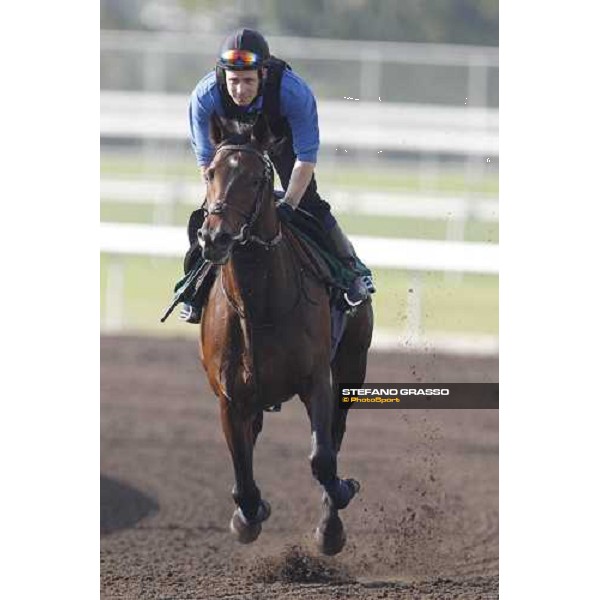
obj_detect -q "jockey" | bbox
[180,28,375,323]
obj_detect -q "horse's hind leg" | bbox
[300,370,359,555]
[307,302,372,554]
[331,300,373,452]
[219,396,270,544]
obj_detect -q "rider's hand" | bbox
[276,200,295,223]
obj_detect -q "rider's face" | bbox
[224,69,262,106]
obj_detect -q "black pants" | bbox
[184,125,335,274]
[266,122,336,231]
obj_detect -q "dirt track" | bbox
[101,335,498,599]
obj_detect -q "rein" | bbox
[206,144,282,248]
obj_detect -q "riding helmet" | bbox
[217,29,270,71]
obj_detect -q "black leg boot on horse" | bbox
[300,370,361,556]
[221,401,272,544]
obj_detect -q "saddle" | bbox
[283,210,351,292]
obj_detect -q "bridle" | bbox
[205,143,282,248]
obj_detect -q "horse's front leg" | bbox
[301,372,360,555]
[219,396,270,544]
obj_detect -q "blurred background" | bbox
[100,0,498,354]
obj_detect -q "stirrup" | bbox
[179,303,201,324]
[343,292,364,308]
[343,275,370,308]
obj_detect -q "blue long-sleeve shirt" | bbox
[188,69,320,167]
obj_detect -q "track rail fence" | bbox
[100,222,498,347]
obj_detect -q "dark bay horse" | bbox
[198,113,373,555]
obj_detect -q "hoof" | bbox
[347,478,360,496]
[230,511,262,544]
[315,513,346,556]
[229,500,271,544]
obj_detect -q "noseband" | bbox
[206,144,281,248]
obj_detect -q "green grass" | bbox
[100,256,498,337]
[336,213,498,243]
[101,156,199,179]
[100,202,193,226]
[321,166,498,196]
[370,269,498,334]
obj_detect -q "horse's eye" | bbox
[205,169,215,182]
[251,178,260,188]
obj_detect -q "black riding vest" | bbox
[216,56,292,138]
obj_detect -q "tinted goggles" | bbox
[220,49,261,68]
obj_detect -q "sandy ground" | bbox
[101,334,498,599]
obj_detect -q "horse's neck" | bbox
[225,239,298,324]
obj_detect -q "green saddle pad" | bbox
[286,208,372,291]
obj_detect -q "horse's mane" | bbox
[218,120,254,147]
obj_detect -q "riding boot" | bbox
[328,223,375,306]
[179,207,207,324]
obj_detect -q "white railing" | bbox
[100,222,498,343]
[100,91,498,156]
[100,222,498,272]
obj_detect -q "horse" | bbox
[197,113,373,555]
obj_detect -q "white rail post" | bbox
[360,47,382,102]
[406,271,423,341]
[445,198,467,285]
[104,255,125,331]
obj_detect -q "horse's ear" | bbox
[251,114,275,150]
[209,112,225,146]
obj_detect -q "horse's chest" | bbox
[224,331,311,403]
